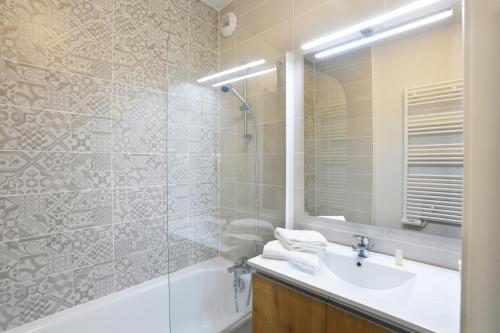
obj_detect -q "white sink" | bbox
[322,251,416,290]
[248,242,461,333]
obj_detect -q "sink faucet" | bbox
[352,235,374,258]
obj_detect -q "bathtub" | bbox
[7,257,252,333]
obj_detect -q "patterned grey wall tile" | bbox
[189,183,218,211]
[167,95,189,126]
[112,154,166,187]
[15,64,112,116]
[0,196,18,241]
[114,220,147,258]
[0,151,72,195]
[190,242,217,265]
[189,155,217,184]
[113,118,166,154]
[114,13,168,61]
[167,154,188,185]
[188,44,218,78]
[167,184,189,215]
[168,240,189,272]
[0,59,17,105]
[0,241,19,287]
[0,190,112,240]
[146,217,168,250]
[112,49,167,91]
[46,226,113,274]
[189,127,217,154]
[70,153,112,190]
[70,114,111,152]
[167,65,189,97]
[166,35,189,68]
[169,239,189,258]
[158,1,189,40]
[168,213,189,243]
[0,10,17,62]
[0,271,74,331]
[17,236,49,282]
[113,186,166,223]
[111,83,167,121]
[0,284,22,331]
[46,33,112,80]
[189,18,218,52]
[12,0,112,78]
[0,106,71,152]
[73,261,114,305]
[169,0,189,13]
[191,208,219,249]
[168,253,188,273]
[114,246,168,291]
[190,0,218,26]
[167,124,188,154]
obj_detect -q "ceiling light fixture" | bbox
[301,0,447,51]
[197,59,266,83]
[315,9,453,59]
[212,67,277,87]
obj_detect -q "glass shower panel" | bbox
[167,58,286,333]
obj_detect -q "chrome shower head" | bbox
[220,84,251,110]
[220,84,232,93]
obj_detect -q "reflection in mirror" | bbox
[302,7,463,238]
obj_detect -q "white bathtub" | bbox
[7,257,252,333]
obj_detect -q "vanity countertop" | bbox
[248,242,460,333]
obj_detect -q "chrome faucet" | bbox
[227,257,252,313]
[352,235,374,258]
[227,257,251,275]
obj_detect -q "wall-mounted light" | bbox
[197,59,266,83]
[212,67,277,87]
[315,9,453,59]
[301,0,448,51]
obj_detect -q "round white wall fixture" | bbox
[221,11,237,38]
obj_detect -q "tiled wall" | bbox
[0,0,219,331]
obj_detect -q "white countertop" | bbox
[248,242,461,333]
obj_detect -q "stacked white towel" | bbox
[262,228,328,273]
[263,240,320,272]
[274,228,328,254]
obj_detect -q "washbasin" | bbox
[323,250,416,290]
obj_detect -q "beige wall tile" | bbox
[239,0,293,36]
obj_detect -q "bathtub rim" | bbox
[5,256,250,333]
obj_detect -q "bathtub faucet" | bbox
[227,257,251,275]
[228,257,252,313]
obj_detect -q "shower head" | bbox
[220,84,251,110]
[220,84,231,93]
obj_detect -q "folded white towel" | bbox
[263,240,320,272]
[274,228,328,254]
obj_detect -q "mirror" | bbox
[302,8,463,238]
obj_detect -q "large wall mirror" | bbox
[300,3,463,238]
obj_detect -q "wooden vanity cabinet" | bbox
[252,274,393,333]
[326,304,392,333]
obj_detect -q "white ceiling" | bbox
[202,0,232,10]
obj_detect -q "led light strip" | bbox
[315,9,453,59]
[197,59,266,83]
[301,0,446,51]
[212,67,277,87]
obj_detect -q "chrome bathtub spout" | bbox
[228,257,252,313]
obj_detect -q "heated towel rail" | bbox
[402,80,464,226]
